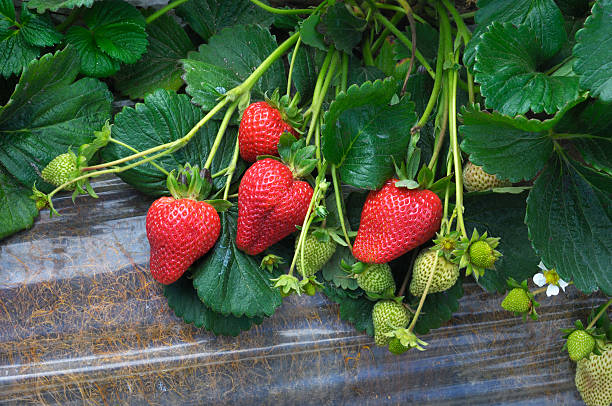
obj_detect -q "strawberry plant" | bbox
[0,0,610,403]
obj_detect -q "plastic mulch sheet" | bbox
[0,176,608,405]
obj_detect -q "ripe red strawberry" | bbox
[146,197,221,284]
[236,158,313,255]
[353,179,443,263]
[238,101,299,162]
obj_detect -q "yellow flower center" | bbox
[544,269,560,285]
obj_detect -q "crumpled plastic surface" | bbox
[0,176,607,405]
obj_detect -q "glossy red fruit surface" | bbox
[238,101,298,162]
[146,197,221,285]
[353,179,443,264]
[236,158,313,255]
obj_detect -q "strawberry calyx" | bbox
[260,254,285,272]
[167,163,213,201]
[384,328,428,352]
[452,228,502,280]
[277,133,317,178]
[265,89,304,133]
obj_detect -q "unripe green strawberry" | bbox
[575,344,612,406]
[463,161,510,192]
[295,233,336,278]
[372,300,410,346]
[469,240,496,269]
[567,330,596,362]
[356,263,395,295]
[388,338,408,355]
[409,249,459,297]
[501,288,531,313]
[41,153,77,190]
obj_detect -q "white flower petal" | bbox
[547,284,560,297]
[538,261,547,271]
[558,279,569,290]
[533,273,547,287]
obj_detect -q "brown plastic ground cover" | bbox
[0,176,607,405]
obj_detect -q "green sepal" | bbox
[299,276,324,296]
[416,166,434,189]
[433,230,461,262]
[30,184,58,217]
[452,229,502,280]
[260,254,285,273]
[264,89,304,132]
[277,133,317,178]
[270,274,303,297]
[383,328,428,351]
[203,199,232,212]
[78,121,111,164]
[166,163,213,200]
[341,260,367,275]
[365,288,397,301]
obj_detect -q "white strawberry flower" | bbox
[533,261,569,296]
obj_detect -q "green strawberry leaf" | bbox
[182,25,285,111]
[459,106,556,182]
[321,245,359,290]
[323,283,374,336]
[114,11,195,99]
[319,2,366,54]
[413,279,464,335]
[0,47,112,192]
[473,23,579,116]
[0,168,38,240]
[574,138,612,176]
[164,275,264,336]
[0,2,62,77]
[553,99,612,175]
[299,14,326,51]
[574,0,612,102]
[65,26,121,78]
[102,89,243,196]
[322,78,417,190]
[26,0,93,13]
[472,0,566,60]
[526,155,612,295]
[464,192,540,293]
[65,0,147,77]
[176,0,273,42]
[573,0,612,102]
[192,209,283,318]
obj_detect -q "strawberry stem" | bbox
[286,37,302,98]
[145,0,190,24]
[407,252,441,333]
[331,165,353,250]
[248,0,315,15]
[223,137,241,200]
[427,87,449,172]
[586,298,612,330]
[288,178,324,276]
[204,100,239,170]
[107,137,169,175]
[415,15,445,132]
[398,249,420,297]
[305,49,339,145]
